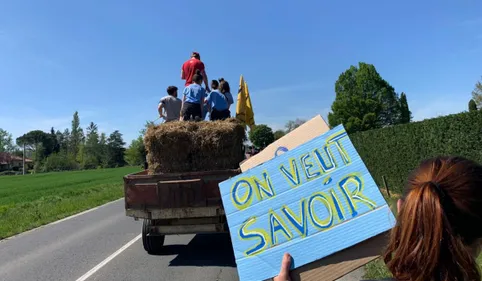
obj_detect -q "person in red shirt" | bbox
[181,52,210,92]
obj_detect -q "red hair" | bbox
[384,156,482,281]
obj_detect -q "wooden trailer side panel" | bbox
[123,169,240,213]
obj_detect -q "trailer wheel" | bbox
[142,219,165,255]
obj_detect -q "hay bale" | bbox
[144,118,246,174]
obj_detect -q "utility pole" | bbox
[22,143,25,175]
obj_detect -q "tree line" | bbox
[1,111,128,173]
[249,63,482,149]
[3,62,481,172]
[248,62,413,148]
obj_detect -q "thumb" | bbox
[274,253,292,281]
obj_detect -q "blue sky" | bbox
[1,0,481,145]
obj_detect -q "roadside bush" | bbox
[33,162,43,173]
[42,153,80,172]
[350,110,482,193]
[0,170,17,176]
[81,155,99,170]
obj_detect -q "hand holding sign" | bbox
[274,253,293,281]
[219,125,395,281]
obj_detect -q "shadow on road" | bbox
[166,233,236,267]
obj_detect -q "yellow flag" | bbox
[236,75,255,130]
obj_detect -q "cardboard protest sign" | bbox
[219,124,396,281]
[240,115,330,172]
[240,114,388,281]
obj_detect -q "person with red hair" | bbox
[274,156,482,281]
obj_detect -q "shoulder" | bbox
[196,60,205,68]
[189,84,201,92]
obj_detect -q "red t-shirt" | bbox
[182,58,205,86]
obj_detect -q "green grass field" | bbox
[0,167,139,239]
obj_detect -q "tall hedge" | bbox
[349,110,482,193]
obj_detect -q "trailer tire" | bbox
[142,219,165,255]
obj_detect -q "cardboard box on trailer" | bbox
[240,115,331,172]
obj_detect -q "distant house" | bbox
[0,152,33,171]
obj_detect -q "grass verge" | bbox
[0,167,139,239]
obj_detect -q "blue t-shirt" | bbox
[183,84,206,104]
[225,92,234,105]
[207,90,229,111]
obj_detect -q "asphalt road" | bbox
[0,199,364,281]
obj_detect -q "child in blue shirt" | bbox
[202,80,220,120]
[180,70,207,121]
[206,79,231,121]
[218,78,234,109]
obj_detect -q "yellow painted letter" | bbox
[338,174,376,217]
[269,210,293,245]
[281,199,308,238]
[231,178,254,210]
[308,192,334,230]
[251,171,276,201]
[239,217,270,256]
[279,158,301,188]
[326,131,351,165]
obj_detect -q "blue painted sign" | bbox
[219,125,396,281]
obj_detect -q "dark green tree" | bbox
[125,136,146,166]
[70,111,82,156]
[249,125,275,149]
[83,122,100,168]
[106,130,126,167]
[328,62,407,133]
[98,132,109,168]
[39,128,59,157]
[469,99,478,112]
[125,122,153,167]
[16,130,50,161]
[49,127,60,154]
[60,129,70,154]
[274,130,286,140]
[398,92,412,124]
[86,125,98,146]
